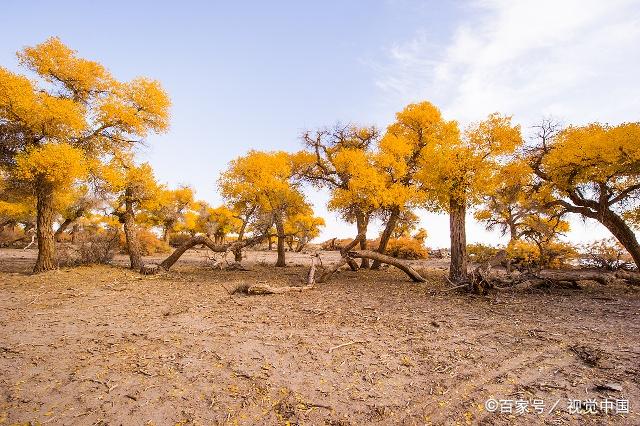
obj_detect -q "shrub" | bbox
[580,238,634,270]
[56,231,119,266]
[385,237,428,259]
[119,228,171,255]
[137,229,171,255]
[467,243,500,263]
[506,240,578,270]
[545,241,579,269]
[169,232,193,247]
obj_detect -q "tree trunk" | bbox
[449,197,468,283]
[71,223,79,244]
[355,210,370,268]
[274,212,286,267]
[123,190,143,271]
[33,180,56,273]
[268,236,273,251]
[141,234,264,273]
[600,209,640,269]
[0,220,12,234]
[350,250,425,282]
[234,220,248,262]
[54,218,73,242]
[372,206,400,269]
[162,225,171,243]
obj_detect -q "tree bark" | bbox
[0,220,13,234]
[274,212,286,267]
[449,197,468,283]
[141,234,264,273]
[71,223,79,244]
[234,220,249,262]
[33,180,56,273]
[54,218,73,242]
[355,210,370,268]
[349,250,425,282]
[318,234,366,282]
[372,206,400,269]
[123,189,143,271]
[600,209,640,269]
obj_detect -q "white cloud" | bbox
[371,0,640,247]
[377,0,640,125]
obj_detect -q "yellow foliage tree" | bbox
[374,101,459,268]
[101,159,162,269]
[300,124,383,266]
[0,37,170,272]
[141,186,194,242]
[219,150,311,266]
[284,209,325,252]
[54,184,98,242]
[528,120,640,268]
[418,112,522,282]
[197,204,242,244]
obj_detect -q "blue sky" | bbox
[2,0,640,246]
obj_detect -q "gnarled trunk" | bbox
[162,224,172,243]
[449,197,468,283]
[123,190,143,271]
[234,220,248,262]
[372,206,400,269]
[274,212,286,267]
[54,218,73,242]
[355,210,370,268]
[33,180,56,273]
[71,223,79,244]
[600,209,640,269]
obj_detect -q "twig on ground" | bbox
[328,340,367,353]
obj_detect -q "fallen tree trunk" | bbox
[466,249,640,293]
[233,283,314,295]
[488,269,640,292]
[348,250,426,282]
[612,270,640,285]
[318,234,363,283]
[141,234,264,274]
[319,234,426,283]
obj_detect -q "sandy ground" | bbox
[0,248,639,425]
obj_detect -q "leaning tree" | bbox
[528,120,640,269]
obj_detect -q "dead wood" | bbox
[347,250,425,282]
[141,234,264,274]
[307,253,320,285]
[318,233,425,283]
[569,344,603,366]
[327,340,367,353]
[491,269,640,291]
[464,249,640,293]
[231,282,314,295]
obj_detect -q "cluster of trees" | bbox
[0,38,324,272]
[2,38,640,283]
